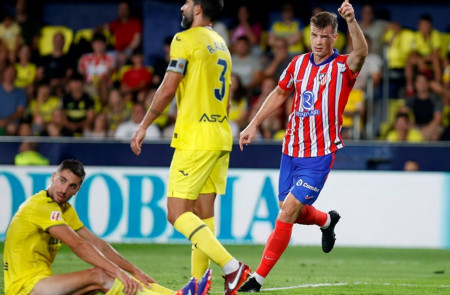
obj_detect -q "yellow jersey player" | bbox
[130,1,251,294]
[3,159,209,295]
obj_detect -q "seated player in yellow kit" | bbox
[3,159,211,295]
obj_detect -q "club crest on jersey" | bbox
[301,91,315,110]
[50,211,62,221]
[318,72,331,85]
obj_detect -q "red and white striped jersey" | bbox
[278,49,359,158]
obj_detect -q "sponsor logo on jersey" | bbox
[199,114,228,123]
[305,195,314,200]
[301,90,315,110]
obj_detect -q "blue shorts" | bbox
[278,153,335,205]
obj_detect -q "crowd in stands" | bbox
[0,0,449,143]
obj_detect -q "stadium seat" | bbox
[74,28,114,46]
[38,25,74,56]
[440,32,450,60]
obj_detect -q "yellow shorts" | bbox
[167,150,230,200]
[7,273,50,295]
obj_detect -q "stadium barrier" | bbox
[1,165,449,249]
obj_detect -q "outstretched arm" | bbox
[49,225,142,295]
[338,0,368,72]
[239,86,290,150]
[77,227,156,287]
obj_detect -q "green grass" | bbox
[1,243,449,294]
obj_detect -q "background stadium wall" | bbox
[1,140,450,171]
[1,165,449,249]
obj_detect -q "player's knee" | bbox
[90,267,114,292]
[166,210,177,225]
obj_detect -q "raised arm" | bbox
[239,86,291,150]
[338,0,368,72]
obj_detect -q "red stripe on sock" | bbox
[255,219,293,278]
[295,205,328,226]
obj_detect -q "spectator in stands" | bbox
[342,35,382,139]
[14,44,36,96]
[120,49,152,101]
[386,111,424,142]
[104,1,142,68]
[84,112,110,139]
[0,13,21,64]
[78,32,115,105]
[104,88,131,134]
[402,73,443,140]
[39,108,73,137]
[36,32,73,94]
[230,4,262,55]
[62,73,95,136]
[28,81,60,135]
[14,140,49,166]
[403,160,420,171]
[213,19,230,46]
[383,21,415,98]
[228,74,249,137]
[0,65,26,136]
[231,36,263,93]
[152,35,172,87]
[15,0,41,53]
[262,37,290,80]
[114,103,160,140]
[405,14,442,97]
[347,4,386,57]
[267,3,304,57]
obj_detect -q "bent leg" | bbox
[295,204,328,227]
[31,267,113,295]
[169,197,233,268]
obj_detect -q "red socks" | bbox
[295,205,328,227]
[255,219,293,278]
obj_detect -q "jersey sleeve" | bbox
[342,54,360,81]
[62,203,84,231]
[167,33,190,74]
[30,200,70,232]
[278,55,300,92]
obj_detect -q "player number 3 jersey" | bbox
[168,26,232,151]
[278,49,359,158]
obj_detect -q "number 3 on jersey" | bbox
[214,58,228,101]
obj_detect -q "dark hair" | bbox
[57,159,86,183]
[310,11,338,34]
[395,112,410,121]
[193,0,224,22]
[419,13,432,23]
[92,32,107,43]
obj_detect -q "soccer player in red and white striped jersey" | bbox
[239,0,368,291]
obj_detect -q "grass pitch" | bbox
[1,243,449,294]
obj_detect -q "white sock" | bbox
[252,273,265,285]
[223,258,239,275]
[321,213,331,229]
